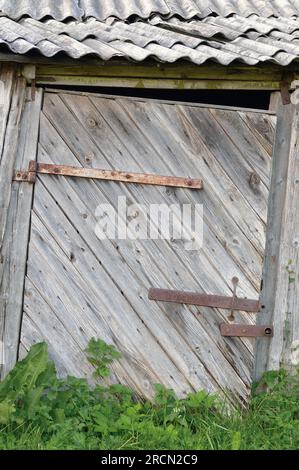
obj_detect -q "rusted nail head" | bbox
[87,118,96,128]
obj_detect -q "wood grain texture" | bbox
[19,91,275,403]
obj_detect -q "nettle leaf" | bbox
[85,338,121,378]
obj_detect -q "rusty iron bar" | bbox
[220,323,273,338]
[148,288,261,313]
[228,276,239,321]
[13,161,203,189]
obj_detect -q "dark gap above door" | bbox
[45,86,271,111]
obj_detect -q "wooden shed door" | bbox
[20,91,275,403]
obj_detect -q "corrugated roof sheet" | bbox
[0,1,299,66]
[1,0,299,21]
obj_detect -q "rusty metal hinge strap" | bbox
[13,161,203,189]
[148,288,261,313]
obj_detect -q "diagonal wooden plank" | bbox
[208,108,272,188]
[178,105,269,223]
[239,112,276,157]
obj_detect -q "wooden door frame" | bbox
[254,90,299,380]
[0,63,43,378]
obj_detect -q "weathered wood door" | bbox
[19,90,275,403]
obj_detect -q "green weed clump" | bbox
[0,340,298,450]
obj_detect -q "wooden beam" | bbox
[36,64,283,81]
[35,74,281,90]
[254,92,299,380]
[33,63,286,90]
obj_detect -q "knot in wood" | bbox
[249,171,261,188]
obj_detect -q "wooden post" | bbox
[0,62,43,378]
[268,91,280,113]
[254,91,299,380]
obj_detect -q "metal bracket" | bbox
[220,324,273,338]
[13,161,37,183]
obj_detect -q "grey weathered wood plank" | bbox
[209,108,271,189]
[239,112,276,157]
[0,87,43,378]
[0,64,16,164]
[181,106,269,225]
[0,74,25,248]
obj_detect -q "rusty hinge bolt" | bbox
[14,160,37,183]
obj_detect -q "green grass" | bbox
[0,340,298,450]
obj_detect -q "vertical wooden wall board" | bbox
[0,64,16,165]
[0,67,25,376]
[0,87,43,378]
